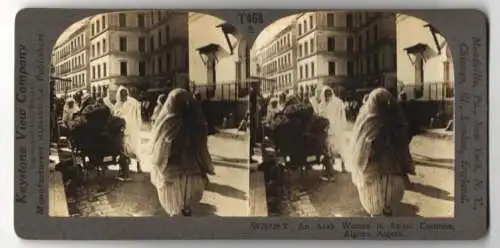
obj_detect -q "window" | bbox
[157,11,161,22]
[150,36,155,51]
[310,39,314,53]
[120,61,128,76]
[347,61,354,76]
[102,39,106,53]
[138,14,145,27]
[96,20,100,33]
[158,30,162,46]
[166,54,171,71]
[328,61,336,76]
[298,44,303,57]
[311,62,315,77]
[358,35,362,51]
[103,63,107,77]
[346,13,353,27]
[119,37,127,52]
[158,57,163,73]
[347,37,354,51]
[374,53,379,71]
[365,30,370,48]
[299,66,303,79]
[138,37,145,52]
[119,13,126,27]
[366,56,371,73]
[304,20,307,33]
[139,61,146,76]
[304,42,308,56]
[96,42,100,56]
[92,66,96,79]
[373,25,378,41]
[165,26,170,41]
[151,59,155,74]
[328,37,336,51]
[305,64,309,78]
[91,24,95,36]
[91,45,95,57]
[309,15,313,29]
[102,16,106,29]
[97,64,101,78]
[327,13,334,27]
[298,23,302,36]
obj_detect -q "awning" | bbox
[403,43,428,54]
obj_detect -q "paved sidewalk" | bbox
[68,132,250,217]
[277,134,455,218]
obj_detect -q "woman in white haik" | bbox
[114,86,143,178]
[348,88,415,217]
[144,88,215,216]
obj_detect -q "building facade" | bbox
[396,14,454,100]
[52,11,189,99]
[254,23,297,97]
[52,18,91,97]
[251,11,398,98]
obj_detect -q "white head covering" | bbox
[62,97,80,123]
[348,88,414,187]
[114,86,143,156]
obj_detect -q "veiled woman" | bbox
[150,93,167,124]
[145,88,215,216]
[62,97,80,128]
[348,88,415,217]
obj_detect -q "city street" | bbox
[274,134,455,218]
[69,130,249,217]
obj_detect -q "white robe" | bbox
[114,86,143,157]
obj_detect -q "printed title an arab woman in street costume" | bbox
[144,88,215,216]
[348,88,415,217]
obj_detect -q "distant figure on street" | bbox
[102,85,119,115]
[62,97,80,129]
[114,86,143,178]
[151,93,167,124]
[145,88,215,216]
[348,88,415,217]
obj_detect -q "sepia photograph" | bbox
[48,11,252,217]
[248,11,455,218]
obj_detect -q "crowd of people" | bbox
[260,85,418,217]
[57,85,216,217]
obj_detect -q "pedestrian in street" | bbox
[61,97,80,135]
[319,86,348,180]
[114,86,144,178]
[145,88,215,217]
[151,93,167,124]
[348,87,415,217]
[103,84,119,115]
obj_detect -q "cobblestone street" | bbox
[275,134,455,218]
[69,130,249,217]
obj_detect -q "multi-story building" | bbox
[396,14,454,100]
[52,11,189,99]
[254,23,297,97]
[52,18,91,97]
[353,12,398,90]
[188,12,250,99]
[87,11,189,99]
[251,11,397,98]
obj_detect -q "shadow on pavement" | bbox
[407,182,454,201]
[206,182,247,200]
[211,155,248,164]
[212,159,248,170]
[192,203,218,216]
[396,202,421,217]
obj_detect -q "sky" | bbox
[251,14,297,51]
